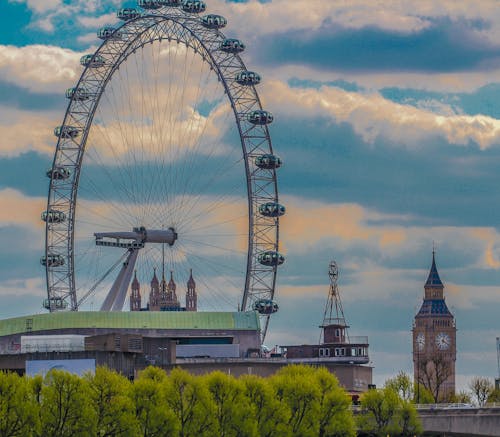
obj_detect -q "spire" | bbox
[130,270,141,311]
[132,270,139,289]
[425,250,443,287]
[187,268,195,288]
[186,268,197,312]
[151,267,159,285]
[168,270,176,290]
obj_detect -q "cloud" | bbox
[0,188,45,229]
[261,80,500,149]
[0,45,83,92]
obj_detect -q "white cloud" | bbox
[0,45,84,92]
[261,80,500,149]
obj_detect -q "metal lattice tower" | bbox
[320,261,349,341]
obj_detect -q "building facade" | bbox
[413,252,456,401]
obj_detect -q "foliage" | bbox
[204,371,257,437]
[313,367,355,437]
[163,367,216,437]
[86,366,139,437]
[468,376,494,406]
[271,365,321,437]
[241,374,291,437]
[385,371,414,402]
[451,390,473,404]
[487,388,500,403]
[39,369,97,437]
[0,365,360,437]
[0,371,39,437]
[413,383,434,404]
[357,387,422,436]
[131,368,178,437]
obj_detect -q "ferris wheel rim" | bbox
[44,5,282,340]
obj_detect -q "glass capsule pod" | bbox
[235,71,261,86]
[40,254,65,267]
[220,38,245,54]
[54,125,81,139]
[253,299,279,315]
[80,54,106,68]
[117,8,141,21]
[257,251,285,267]
[41,210,66,223]
[259,202,285,218]
[247,110,273,125]
[182,0,206,13]
[138,0,161,9]
[254,154,282,169]
[201,14,227,29]
[65,87,89,101]
[157,0,181,6]
[46,166,71,180]
[43,297,68,310]
[97,26,122,40]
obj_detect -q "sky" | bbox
[0,0,499,391]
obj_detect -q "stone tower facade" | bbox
[148,268,160,311]
[413,252,456,401]
[186,269,197,311]
[130,271,141,311]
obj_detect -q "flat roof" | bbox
[0,311,260,337]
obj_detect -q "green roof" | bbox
[0,311,260,337]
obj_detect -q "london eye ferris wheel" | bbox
[42,0,284,339]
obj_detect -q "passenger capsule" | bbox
[54,125,81,139]
[80,54,106,68]
[259,202,285,218]
[182,0,206,13]
[253,299,279,315]
[41,210,66,223]
[258,251,285,267]
[157,0,181,5]
[40,254,65,267]
[138,0,161,9]
[235,71,261,86]
[46,167,71,180]
[117,8,141,21]
[220,38,245,54]
[97,26,122,40]
[255,154,282,169]
[247,110,273,125]
[43,297,68,310]
[201,14,227,29]
[65,87,89,101]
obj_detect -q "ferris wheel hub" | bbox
[95,226,177,248]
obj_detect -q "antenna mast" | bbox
[320,261,349,341]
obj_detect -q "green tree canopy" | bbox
[204,371,257,437]
[132,367,178,437]
[86,366,139,437]
[163,367,216,437]
[241,374,291,437]
[0,371,39,437]
[39,369,96,437]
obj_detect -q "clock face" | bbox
[416,333,425,351]
[435,332,451,350]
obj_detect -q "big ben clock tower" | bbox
[413,251,456,401]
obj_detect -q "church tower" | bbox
[130,271,141,311]
[148,268,160,311]
[186,269,197,311]
[413,252,456,401]
[166,271,180,309]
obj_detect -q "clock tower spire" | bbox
[413,251,456,401]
